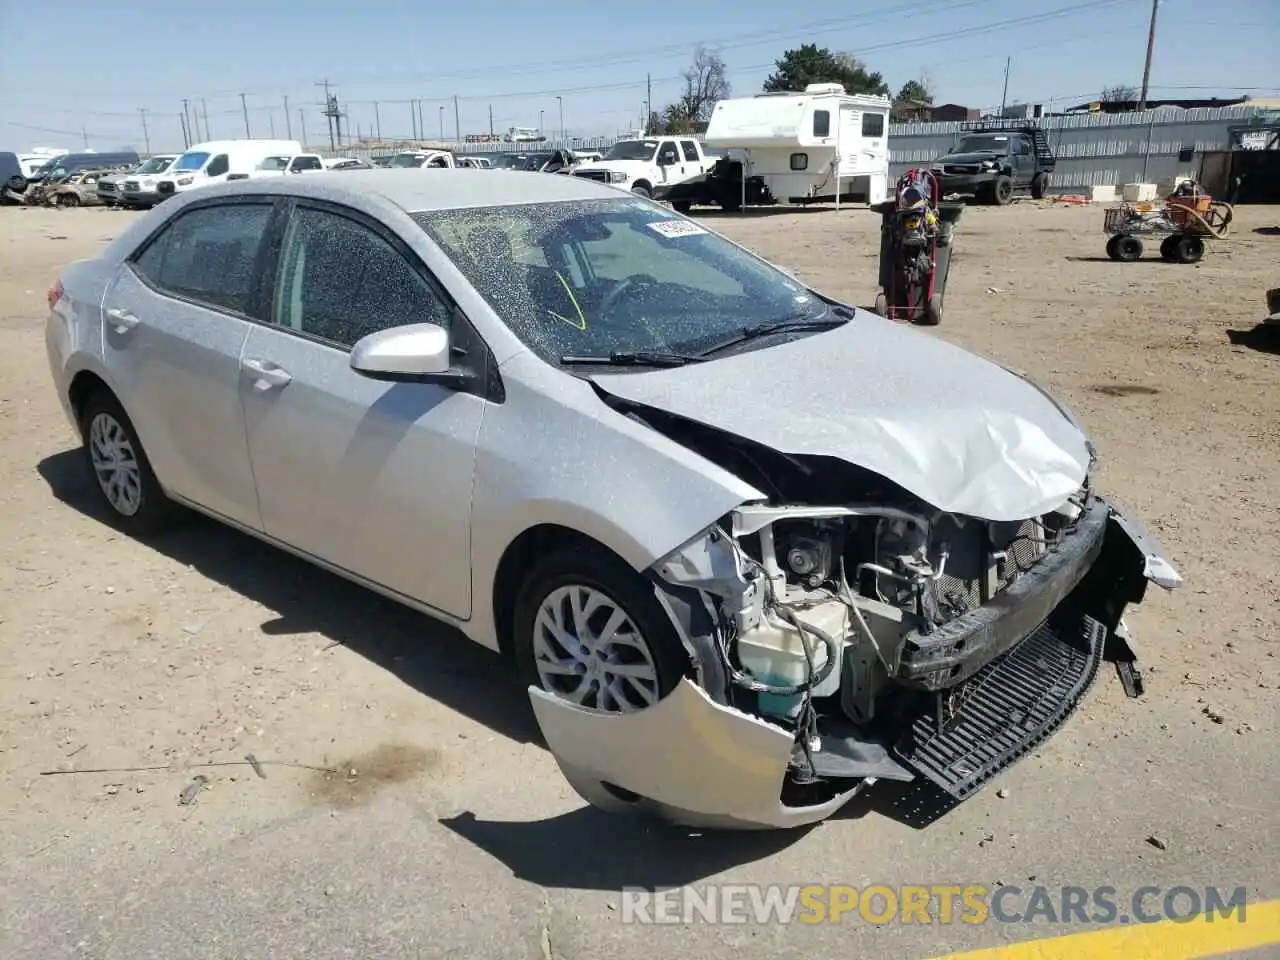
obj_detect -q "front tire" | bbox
[991,175,1014,205]
[512,545,689,714]
[80,391,179,535]
[630,184,652,199]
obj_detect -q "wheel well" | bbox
[632,179,652,192]
[68,371,111,425]
[491,523,632,655]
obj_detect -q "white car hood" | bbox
[577,159,652,173]
[590,311,1093,521]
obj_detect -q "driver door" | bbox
[657,141,680,183]
[239,200,486,618]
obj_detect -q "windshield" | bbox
[415,198,828,364]
[492,154,547,169]
[390,153,426,167]
[258,155,290,170]
[173,151,210,172]
[954,135,1010,154]
[136,156,172,174]
[605,140,658,161]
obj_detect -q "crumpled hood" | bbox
[590,312,1092,521]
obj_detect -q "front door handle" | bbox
[242,357,293,390]
[105,307,140,334]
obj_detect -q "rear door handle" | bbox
[242,358,293,390]
[105,307,140,333]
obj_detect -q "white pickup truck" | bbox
[570,136,715,200]
[249,153,326,177]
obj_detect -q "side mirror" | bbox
[350,322,461,383]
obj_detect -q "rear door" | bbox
[100,197,277,528]
[238,199,485,617]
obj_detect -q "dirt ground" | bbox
[1,199,1277,960]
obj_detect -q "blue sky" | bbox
[1,0,1276,153]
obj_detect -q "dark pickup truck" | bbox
[931,123,1056,205]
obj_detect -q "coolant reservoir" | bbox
[736,602,848,719]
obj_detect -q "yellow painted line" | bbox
[931,897,1280,960]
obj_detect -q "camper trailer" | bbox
[703,83,891,208]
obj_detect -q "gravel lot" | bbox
[1,200,1277,959]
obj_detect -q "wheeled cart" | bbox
[871,169,964,325]
[1102,182,1233,264]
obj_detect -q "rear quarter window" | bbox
[130,202,274,315]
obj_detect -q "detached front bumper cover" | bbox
[528,497,1181,830]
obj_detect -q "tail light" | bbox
[47,278,64,312]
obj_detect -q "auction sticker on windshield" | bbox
[648,219,708,238]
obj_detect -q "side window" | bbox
[273,207,450,348]
[679,140,700,162]
[206,154,230,177]
[657,142,679,164]
[131,202,273,314]
[292,156,323,171]
[813,110,831,138]
[861,112,885,138]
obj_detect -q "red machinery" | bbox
[871,168,963,325]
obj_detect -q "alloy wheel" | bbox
[532,584,660,712]
[88,412,142,516]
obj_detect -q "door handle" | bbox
[105,307,140,333]
[242,357,293,390]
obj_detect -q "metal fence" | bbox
[885,106,1268,192]
[322,106,1275,192]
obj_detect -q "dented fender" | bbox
[529,680,864,830]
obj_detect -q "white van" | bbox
[155,139,303,198]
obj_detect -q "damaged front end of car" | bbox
[529,401,1182,830]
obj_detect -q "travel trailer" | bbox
[703,83,891,208]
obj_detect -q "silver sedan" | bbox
[45,170,1181,829]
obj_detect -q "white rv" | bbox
[704,83,891,207]
[154,139,304,199]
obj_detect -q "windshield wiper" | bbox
[559,350,702,368]
[696,313,849,358]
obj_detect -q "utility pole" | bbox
[268,113,276,137]
[374,101,382,140]
[181,99,192,143]
[298,109,307,148]
[439,105,444,140]
[179,112,190,149]
[200,98,210,140]
[417,100,425,141]
[138,108,151,154]
[82,125,89,148]
[284,96,292,139]
[240,93,251,137]
[999,57,1011,117]
[557,95,563,141]
[488,104,494,137]
[410,101,418,140]
[316,80,337,149]
[1137,0,1160,111]
[646,73,652,132]
[453,95,460,142]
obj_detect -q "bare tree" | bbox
[677,46,731,124]
[1100,84,1138,103]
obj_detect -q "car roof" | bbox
[190,168,624,212]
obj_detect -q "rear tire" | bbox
[630,184,652,199]
[1030,172,1049,199]
[1171,234,1205,264]
[512,545,690,714]
[56,193,80,207]
[80,391,180,536]
[1159,235,1179,261]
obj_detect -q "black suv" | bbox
[932,123,1056,205]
